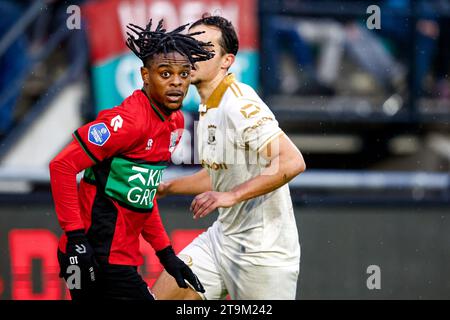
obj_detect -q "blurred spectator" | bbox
[295,18,345,95]
[344,22,407,95]
[324,0,441,96]
[261,0,448,100]
[262,15,337,96]
[0,0,30,137]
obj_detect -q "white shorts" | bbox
[179,221,300,300]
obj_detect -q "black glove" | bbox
[156,246,205,293]
[65,229,98,286]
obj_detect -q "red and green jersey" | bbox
[54,89,184,265]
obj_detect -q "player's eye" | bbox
[161,71,171,78]
[180,71,190,78]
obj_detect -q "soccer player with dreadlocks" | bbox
[49,19,213,300]
[152,15,305,300]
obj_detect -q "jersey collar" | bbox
[198,73,235,114]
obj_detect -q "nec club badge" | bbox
[169,131,179,153]
[88,123,110,146]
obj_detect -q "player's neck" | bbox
[196,72,228,104]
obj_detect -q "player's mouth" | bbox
[166,90,184,103]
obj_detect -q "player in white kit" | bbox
[152,15,306,300]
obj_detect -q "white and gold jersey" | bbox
[196,74,300,266]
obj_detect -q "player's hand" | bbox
[156,246,205,293]
[156,181,170,199]
[64,229,98,286]
[190,191,237,219]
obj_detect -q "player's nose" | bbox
[171,74,183,86]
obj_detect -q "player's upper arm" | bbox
[259,133,306,176]
[73,106,142,163]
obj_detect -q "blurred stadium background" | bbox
[1,0,450,300]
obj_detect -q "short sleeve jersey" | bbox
[197,74,300,267]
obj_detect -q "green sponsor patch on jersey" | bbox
[105,157,166,210]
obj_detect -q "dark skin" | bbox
[140,52,192,111]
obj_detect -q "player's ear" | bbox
[141,66,150,86]
[222,53,235,70]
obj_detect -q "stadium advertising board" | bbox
[0,216,204,300]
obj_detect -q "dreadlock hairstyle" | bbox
[126,19,214,67]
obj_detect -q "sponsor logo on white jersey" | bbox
[240,104,261,119]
